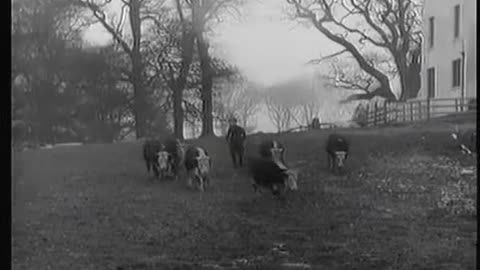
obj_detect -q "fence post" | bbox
[455,99,459,112]
[418,101,422,120]
[365,103,370,127]
[383,101,388,124]
[394,103,398,122]
[410,102,414,121]
[426,99,431,120]
[402,103,406,122]
[374,102,378,126]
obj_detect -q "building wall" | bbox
[420,0,476,100]
[464,0,477,98]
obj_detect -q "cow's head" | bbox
[270,140,284,162]
[228,116,238,126]
[451,124,461,141]
[334,151,347,168]
[284,169,298,191]
[156,151,170,171]
[195,148,211,176]
[450,125,474,155]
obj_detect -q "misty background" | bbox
[12,0,421,143]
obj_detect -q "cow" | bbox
[184,146,212,192]
[451,125,476,155]
[226,117,247,168]
[142,139,167,180]
[247,156,298,197]
[163,137,185,180]
[325,133,350,175]
[258,139,287,169]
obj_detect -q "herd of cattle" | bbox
[142,122,476,197]
[142,129,350,196]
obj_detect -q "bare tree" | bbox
[12,0,94,144]
[324,52,398,102]
[264,90,301,133]
[78,0,161,138]
[155,0,196,140]
[288,0,423,101]
[266,75,321,127]
[187,0,245,137]
[214,76,261,131]
[299,94,321,126]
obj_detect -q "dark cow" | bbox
[325,133,350,175]
[451,125,476,155]
[226,118,247,168]
[247,156,298,196]
[258,139,287,168]
[163,137,185,180]
[184,146,211,192]
[142,139,168,180]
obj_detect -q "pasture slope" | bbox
[12,120,477,270]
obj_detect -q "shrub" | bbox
[351,103,369,127]
[467,98,476,111]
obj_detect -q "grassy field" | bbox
[12,121,477,270]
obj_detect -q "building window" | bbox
[454,5,460,38]
[452,58,462,87]
[429,16,435,47]
[427,67,435,98]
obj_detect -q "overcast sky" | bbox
[81,0,353,133]
[82,0,342,87]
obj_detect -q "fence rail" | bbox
[364,97,476,127]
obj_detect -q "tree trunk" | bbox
[241,113,248,128]
[197,33,215,137]
[397,65,409,102]
[396,52,421,101]
[172,86,184,140]
[131,57,148,138]
[171,31,195,140]
[311,20,397,101]
[129,0,147,139]
[404,50,421,100]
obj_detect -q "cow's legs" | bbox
[152,164,160,179]
[172,163,178,180]
[203,175,209,189]
[327,153,332,171]
[198,178,205,192]
[332,156,338,175]
[186,170,194,188]
[271,184,280,196]
[251,178,259,193]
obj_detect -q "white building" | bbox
[419,0,476,100]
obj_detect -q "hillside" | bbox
[12,122,477,270]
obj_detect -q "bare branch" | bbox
[287,0,422,101]
[79,0,132,56]
[306,49,348,65]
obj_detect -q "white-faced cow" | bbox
[325,133,350,175]
[156,150,171,179]
[143,139,166,180]
[451,125,476,155]
[258,139,287,169]
[184,146,211,192]
[163,137,185,180]
[247,156,298,197]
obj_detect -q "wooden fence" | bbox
[365,97,476,127]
